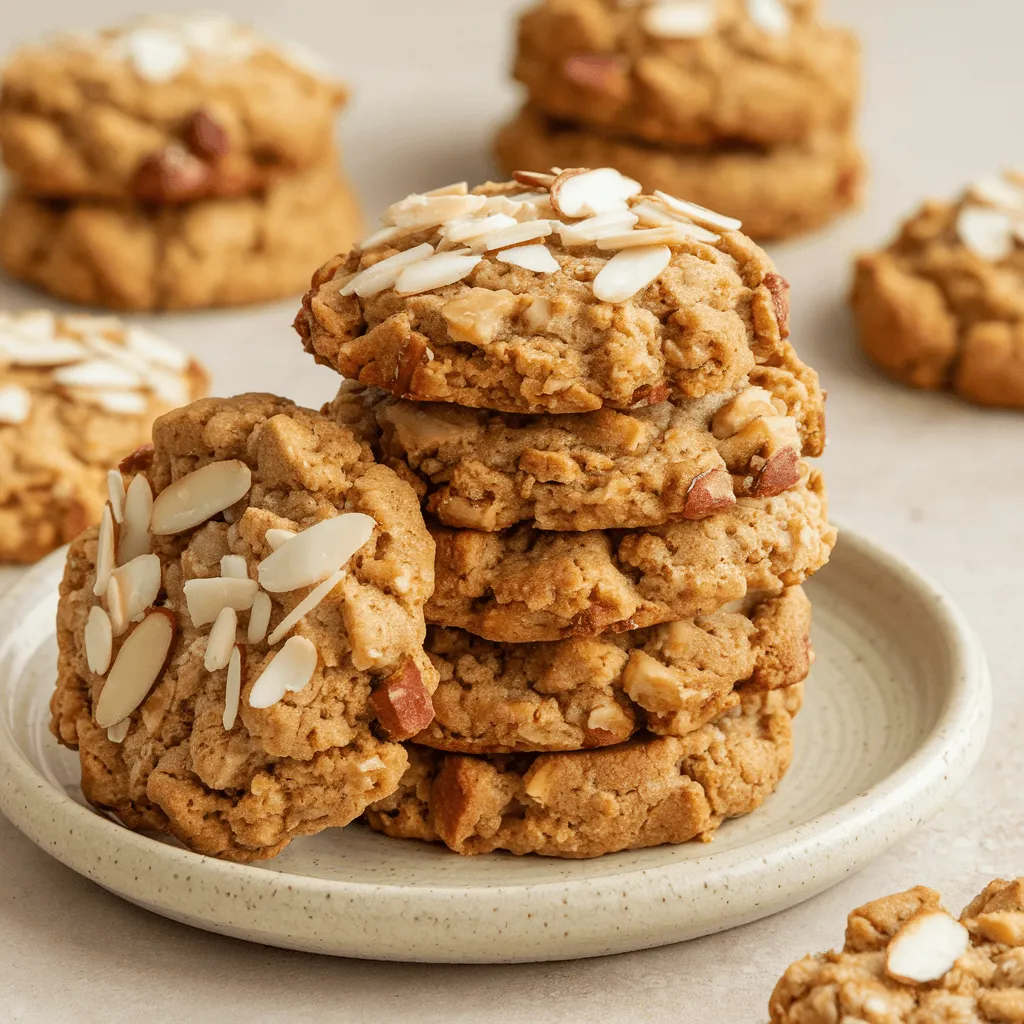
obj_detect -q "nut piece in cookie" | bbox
[50,393,438,862]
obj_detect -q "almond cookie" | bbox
[366,684,800,858]
[328,350,823,532]
[427,470,834,642]
[0,14,345,203]
[50,393,438,862]
[770,879,1024,1023]
[513,0,859,150]
[296,168,796,414]
[415,587,811,753]
[0,161,361,311]
[0,310,206,563]
[852,172,1024,409]
[495,107,865,241]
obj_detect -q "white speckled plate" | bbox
[0,526,990,963]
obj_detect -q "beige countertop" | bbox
[2,1,1023,1020]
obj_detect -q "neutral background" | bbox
[1,1,1023,1020]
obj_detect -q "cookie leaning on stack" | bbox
[298,166,838,858]
[0,14,361,310]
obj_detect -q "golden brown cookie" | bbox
[416,587,811,753]
[50,393,438,862]
[0,310,206,562]
[0,14,345,203]
[495,107,865,241]
[0,161,361,311]
[297,168,797,414]
[770,879,1024,1022]
[366,684,800,858]
[852,172,1024,409]
[513,0,860,149]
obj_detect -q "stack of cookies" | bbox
[299,165,838,857]
[496,0,865,240]
[0,14,361,310]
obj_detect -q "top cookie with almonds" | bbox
[296,167,794,416]
[0,14,345,203]
[49,393,438,862]
[770,879,1024,1023]
[513,0,860,149]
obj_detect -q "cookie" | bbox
[0,310,206,563]
[50,393,439,861]
[0,161,361,311]
[297,168,797,415]
[366,684,800,857]
[495,107,865,241]
[0,14,345,203]
[426,470,834,642]
[851,172,1024,409]
[513,0,860,149]
[770,879,1024,1023]
[416,587,811,753]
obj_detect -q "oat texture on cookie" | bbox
[50,394,438,861]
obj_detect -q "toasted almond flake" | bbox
[184,577,258,627]
[513,169,556,188]
[632,201,721,241]
[52,358,143,390]
[497,244,561,273]
[597,224,717,249]
[150,459,252,536]
[248,635,318,709]
[107,470,126,523]
[549,167,642,218]
[220,554,248,579]
[340,242,435,298]
[0,337,87,366]
[95,610,176,728]
[223,646,243,730]
[425,182,469,197]
[886,912,970,984]
[471,220,553,253]
[205,606,238,671]
[557,210,640,245]
[359,225,407,250]
[0,385,31,425]
[265,528,296,551]
[957,206,1014,260]
[747,0,791,35]
[394,252,483,295]
[117,474,153,565]
[124,27,189,82]
[106,574,129,637]
[85,606,113,675]
[442,213,518,244]
[144,367,190,406]
[106,718,131,744]
[653,190,742,231]
[258,513,375,593]
[386,193,488,230]
[83,389,149,416]
[266,569,346,646]
[247,590,273,644]
[62,314,123,335]
[93,505,116,597]
[481,196,528,219]
[111,553,162,622]
[593,244,672,303]
[9,310,56,339]
[124,325,188,371]
[642,0,715,37]
[970,175,1024,208]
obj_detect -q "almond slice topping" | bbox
[94,610,176,728]
[957,206,1014,261]
[497,244,560,273]
[642,1,715,39]
[596,224,717,250]
[247,591,273,644]
[204,606,238,671]
[78,390,149,416]
[386,193,488,230]
[593,245,672,303]
[557,210,639,245]
[747,0,791,35]
[52,358,143,390]
[117,474,153,564]
[223,646,243,730]
[150,460,252,536]
[394,252,483,295]
[220,554,248,579]
[107,470,127,524]
[248,635,318,709]
[512,169,556,189]
[110,553,162,623]
[967,175,1024,210]
[84,606,114,675]
[184,577,259,627]
[442,213,518,244]
[258,513,375,593]
[264,528,296,551]
[0,337,87,367]
[549,167,642,218]
[341,243,435,299]
[885,911,970,985]
[123,325,189,371]
[266,570,346,646]
[653,190,742,231]
[106,574,129,637]
[93,505,116,597]
[471,220,553,253]
[425,182,470,197]
[0,385,31,425]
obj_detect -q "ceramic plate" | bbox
[0,527,990,963]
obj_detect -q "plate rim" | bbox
[0,524,992,960]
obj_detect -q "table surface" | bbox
[2,1,1023,1020]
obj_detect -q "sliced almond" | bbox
[593,244,671,303]
[442,213,518,244]
[747,0,791,35]
[549,167,641,219]
[223,645,243,730]
[105,574,129,637]
[340,243,435,299]
[106,718,131,744]
[266,569,346,646]
[52,358,143,390]
[512,169,556,189]
[358,225,410,250]
[0,337,87,367]
[653,190,742,231]
[9,310,55,339]
[968,175,1024,210]
[497,244,560,273]
[265,528,296,551]
[84,605,113,675]
[596,224,717,250]
[385,193,488,230]
[184,577,259,627]
[204,606,237,671]
[642,1,715,39]
[557,210,640,245]
[107,470,126,524]
[93,505,116,597]
[885,911,970,985]
[258,513,375,593]
[0,385,31,425]
[150,460,252,536]
[220,554,248,579]
[247,590,273,644]
[110,553,162,622]
[394,251,483,295]
[94,610,176,729]
[425,182,469,197]
[248,635,318,709]
[123,325,188,371]
[80,389,149,416]
[117,473,153,565]
[470,220,552,253]
[957,206,1014,261]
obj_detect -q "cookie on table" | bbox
[415,587,811,753]
[852,172,1024,409]
[0,162,361,311]
[0,13,345,203]
[495,107,865,241]
[297,167,799,415]
[770,879,1024,1022]
[426,469,835,642]
[367,684,800,857]
[0,310,206,563]
[513,0,859,149]
[50,394,438,861]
